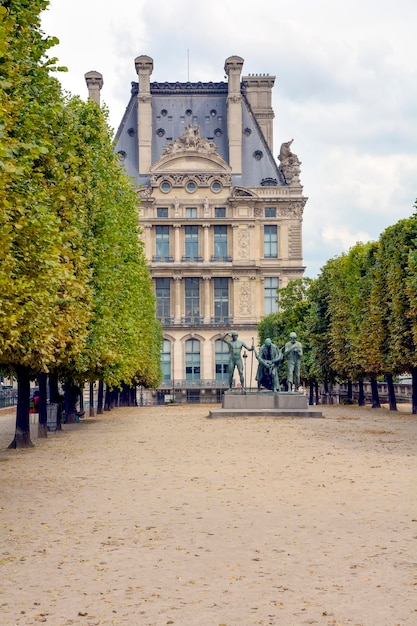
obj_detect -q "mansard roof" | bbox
[114,78,286,188]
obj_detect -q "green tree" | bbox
[258,278,316,394]
[0,1,92,446]
[376,213,417,412]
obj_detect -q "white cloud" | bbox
[40,0,417,278]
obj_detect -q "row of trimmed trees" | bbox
[259,207,417,413]
[0,1,162,446]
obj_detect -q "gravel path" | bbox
[0,403,416,625]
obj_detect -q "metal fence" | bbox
[0,389,18,409]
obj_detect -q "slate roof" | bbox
[114,81,285,188]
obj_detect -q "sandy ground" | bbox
[0,402,416,626]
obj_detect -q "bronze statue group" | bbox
[222,331,303,393]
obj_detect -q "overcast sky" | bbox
[41,0,417,278]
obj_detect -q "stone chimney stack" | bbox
[135,55,154,175]
[84,71,104,106]
[224,55,244,175]
[243,74,276,153]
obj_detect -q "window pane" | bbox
[214,225,227,257]
[161,339,171,380]
[264,225,278,258]
[156,226,170,257]
[264,277,279,314]
[155,278,170,318]
[215,339,229,380]
[185,225,199,257]
[185,339,200,380]
[214,277,229,318]
[185,278,200,318]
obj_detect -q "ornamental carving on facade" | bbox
[232,187,257,198]
[278,139,301,185]
[161,124,219,156]
[239,281,252,316]
[277,204,304,219]
[137,186,151,198]
[237,227,250,259]
[150,172,232,188]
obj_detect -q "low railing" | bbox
[156,317,233,326]
[159,379,229,389]
[0,389,18,409]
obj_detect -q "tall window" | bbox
[161,339,171,381]
[185,278,200,320]
[264,277,279,314]
[214,277,229,322]
[155,278,170,320]
[184,225,199,258]
[264,225,278,258]
[213,225,228,259]
[185,338,200,381]
[155,225,170,258]
[215,339,229,381]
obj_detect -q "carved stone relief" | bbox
[239,281,251,316]
[237,227,250,259]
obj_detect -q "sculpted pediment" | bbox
[151,124,231,174]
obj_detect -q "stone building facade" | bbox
[88,55,307,401]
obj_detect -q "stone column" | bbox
[203,276,211,323]
[84,71,103,106]
[202,224,210,262]
[134,55,153,175]
[173,224,181,262]
[173,276,182,323]
[224,56,243,175]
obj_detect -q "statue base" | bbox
[208,390,322,418]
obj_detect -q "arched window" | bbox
[161,339,171,381]
[185,338,200,381]
[215,339,229,381]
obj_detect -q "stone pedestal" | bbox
[208,391,322,418]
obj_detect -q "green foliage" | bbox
[0,0,91,374]
[258,278,316,382]
[0,0,161,391]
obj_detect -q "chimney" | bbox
[242,74,276,153]
[84,71,104,106]
[134,55,154,175]
[224,56,244,175]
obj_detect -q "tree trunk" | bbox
[97,380,104,414]
[308,380,314,405]
[8,365,33,449]
[314,380,319,405]
[370,373,381,408]
[104,385,111,411]
[89,382,96,417]
[385,373,397,411]
[347,379,353,404]
[411,367,417,414]
[358,378,365,406]
[37,372,48,438]
[323,380,330,404]
[64,381,78,423]
[49,372,62,430]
